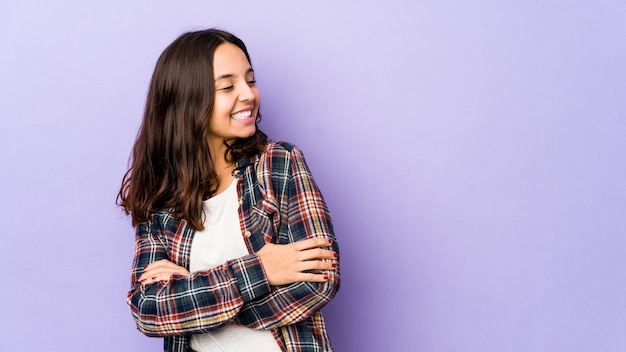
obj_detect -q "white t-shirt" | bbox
[188,179,281,352]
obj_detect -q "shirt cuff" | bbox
[228,254,271,302]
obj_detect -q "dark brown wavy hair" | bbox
[118,29,267,231]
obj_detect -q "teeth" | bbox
[231,110,252,120]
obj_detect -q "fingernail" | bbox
[333,252,338,258]
[324,274,328,280]
[328,239,332,244]
[332,263,337,268]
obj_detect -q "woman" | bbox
[118,29,340,352]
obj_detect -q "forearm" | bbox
[235,266,340,329]
[128,253,271,336]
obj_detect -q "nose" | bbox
[237,81,255,102]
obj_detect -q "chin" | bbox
[241,127,257,138]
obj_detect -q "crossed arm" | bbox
[128,146,340,336]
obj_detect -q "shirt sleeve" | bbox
[126,216,272,337]
[234,144,341,329]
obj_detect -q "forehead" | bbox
[212,42,251,75]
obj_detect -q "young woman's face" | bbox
[207,42,260,149]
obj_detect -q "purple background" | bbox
[1,1,625,351]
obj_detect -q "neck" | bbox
[212,158,235,195]
[208,140,235,194]
[208,138,229,166]
[212,156,234,174]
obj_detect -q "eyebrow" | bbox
[215,68,254,81]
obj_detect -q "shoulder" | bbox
[265,140,296,154]
[255,141,305,177]
[259,141,314,180]
[263,141,307,161]
[260,141,308,170]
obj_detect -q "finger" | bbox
[140,272,174,285]
[139,267,189,282]
[144,259,181,271]
[139,269,184,283]
[297,259,337,272]
[298,248,337,261]
[140,268,171,280]
[143,260,190,276]
[292,237,333,251]
[295,271,330,283]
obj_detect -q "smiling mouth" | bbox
[231,110,252,120]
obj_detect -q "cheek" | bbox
[212,96,231,116]
[254,88,261,104]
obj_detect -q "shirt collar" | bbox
[234,152,260,174]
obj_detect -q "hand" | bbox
[257,237,338,286]
[139,259,190,285]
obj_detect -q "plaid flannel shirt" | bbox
[127,142,340,352]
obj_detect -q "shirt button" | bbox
[233,169,241,175]
[238,198,244,206]
[244,231,251,238]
